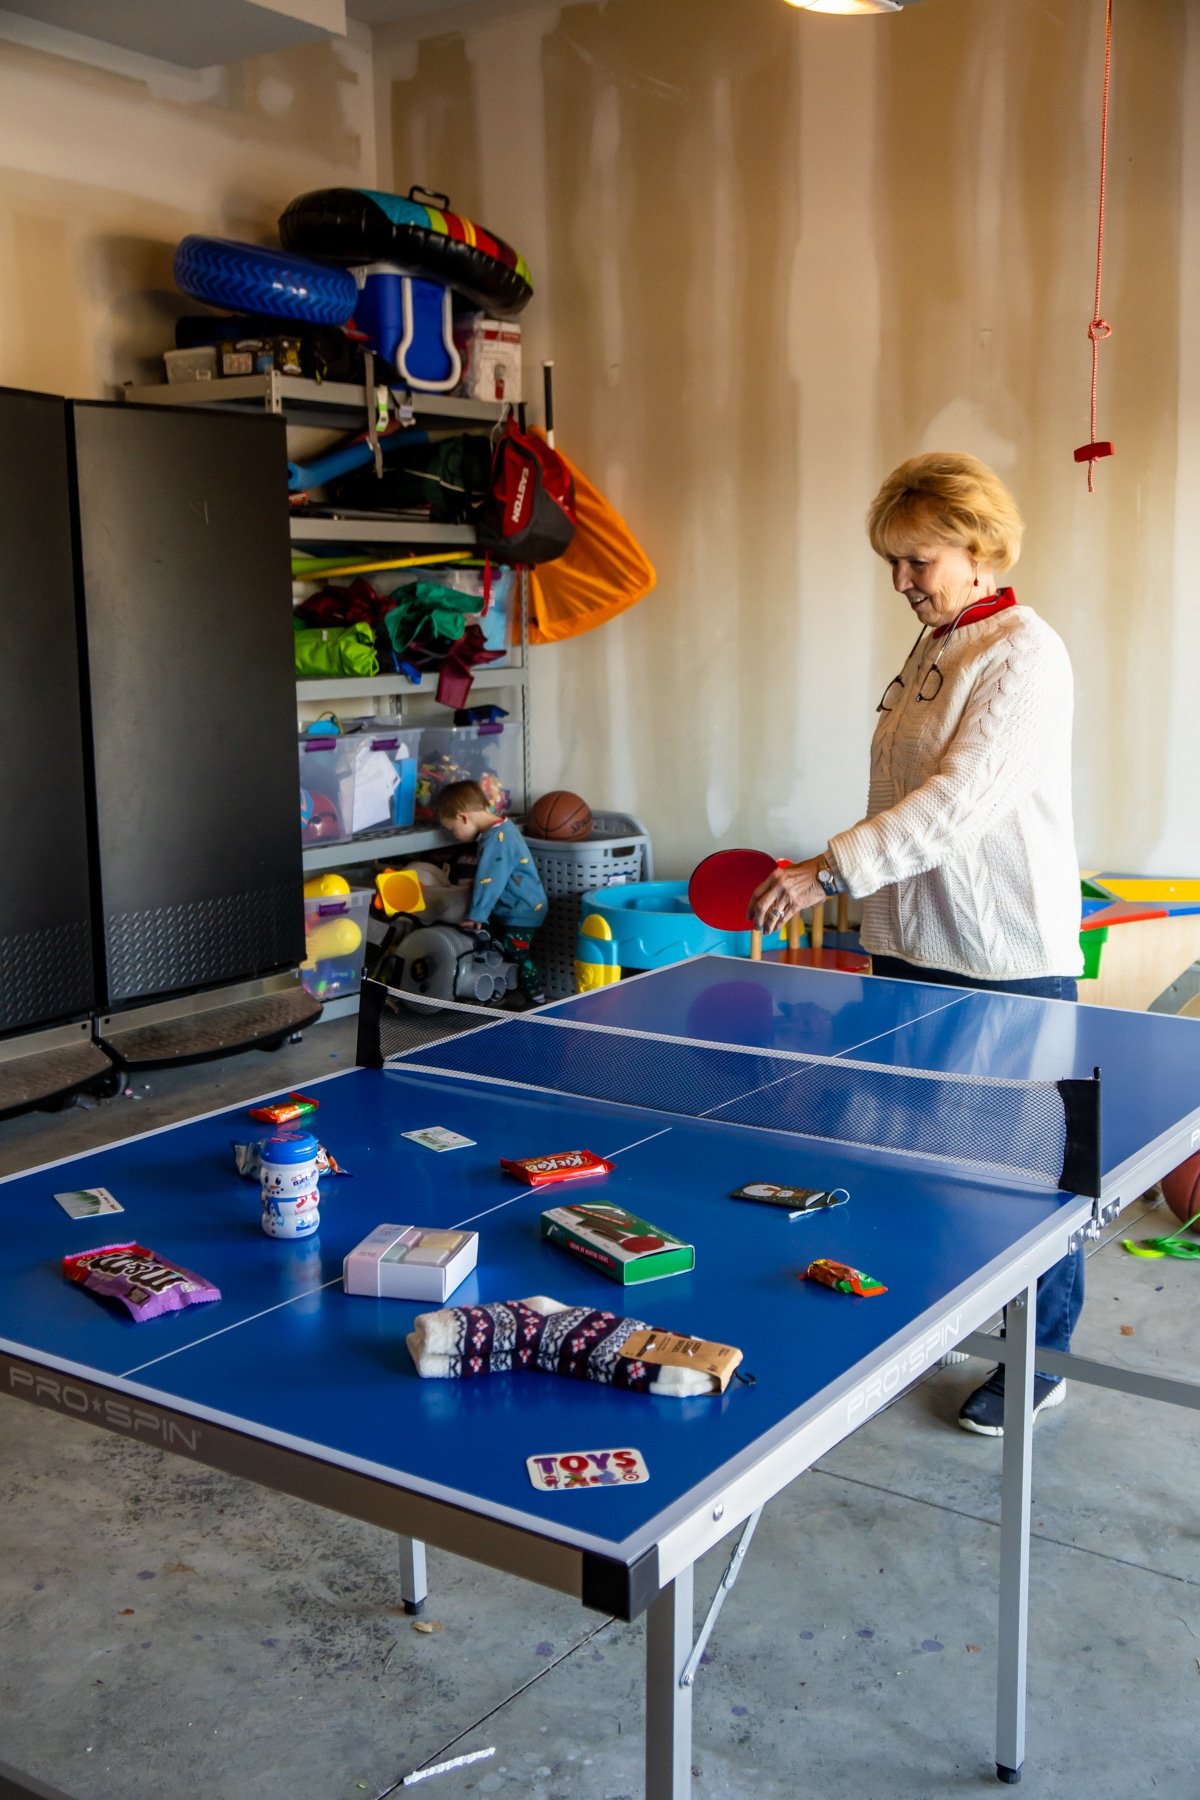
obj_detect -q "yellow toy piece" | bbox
[1091,875,1200,905]
[575,959,620,992]
[574,912,621,992]
[375,868,426,917]
[303,872,351,899]
[301,915,363,968]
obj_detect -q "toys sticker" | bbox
[403,1127,476,1152]
[526,1447,649,1491]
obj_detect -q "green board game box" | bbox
[540,1200,695,1285]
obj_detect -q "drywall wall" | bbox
[374,0,1199,879]
[0,28,376,398]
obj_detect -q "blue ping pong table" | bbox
[3,955,1200,1799]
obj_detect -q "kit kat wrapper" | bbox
[499,1150,614,1188]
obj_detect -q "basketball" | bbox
[526,790,592,841]
[1160,1150,1200,1229]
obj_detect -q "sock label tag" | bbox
[619,1330,742,1391]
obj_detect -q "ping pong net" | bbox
[357,979,1102,1197]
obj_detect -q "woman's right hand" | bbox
[748,858,827,931]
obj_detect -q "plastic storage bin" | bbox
[479,566,516,659]
[163,345,217,384]
[416,718,523,824]
[300,722,422,845]
[300,887,372,1001]
[525,812,654,1001]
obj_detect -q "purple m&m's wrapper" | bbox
[63,1243,220,1321]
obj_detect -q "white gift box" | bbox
[342,1224,478,1302]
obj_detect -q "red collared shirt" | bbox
[930,587,1018,638]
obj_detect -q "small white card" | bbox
[403,1126,476,1153]
[526,1447,649,1492]
[54,1187,123,1220]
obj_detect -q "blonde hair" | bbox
[867,452,1024,573]
[435,779,489,821]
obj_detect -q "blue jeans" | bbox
[869,954,1079,1006]
[870,954,1084,1369]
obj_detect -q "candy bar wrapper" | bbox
[247,1093,319,1125]
[232,1140,349,1181]
[499,1150,614,1189]
[800,1258,886,1298]
[63,1242,221,1321]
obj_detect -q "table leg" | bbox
[995,1286,1035,1783]
[398,1536,427,1615]
[645,1566,694,1800]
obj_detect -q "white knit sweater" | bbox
[827,604,1083,980]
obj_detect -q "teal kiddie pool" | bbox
[574,879,792,990]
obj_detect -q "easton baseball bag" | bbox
[478,419,576,565]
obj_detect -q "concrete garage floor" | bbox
[1,1023,1197,1800]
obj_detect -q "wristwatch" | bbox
[815,867,839,899]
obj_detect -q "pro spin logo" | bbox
[844,1313,963,1427]
[6,1364,201,1453]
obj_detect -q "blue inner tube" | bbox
[279,188,533,319]
[173,236,357,327]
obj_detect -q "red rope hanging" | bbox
[1074,0,1115,491]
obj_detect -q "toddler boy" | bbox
[435,780,549,1004]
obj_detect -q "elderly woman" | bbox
[751,452,1083,1437]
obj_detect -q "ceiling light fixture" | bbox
[783,1,924,15]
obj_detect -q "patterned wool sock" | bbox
[407,1295,722,1396]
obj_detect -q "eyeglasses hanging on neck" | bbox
[876,605,975,714]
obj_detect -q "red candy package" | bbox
[799,1258,887,1298]
[63,1243,221,1321]
[499,1150,615,1189]
[248,1093,319,1125]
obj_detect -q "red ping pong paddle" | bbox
[689,848,791,961]
[689,849,780,931]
